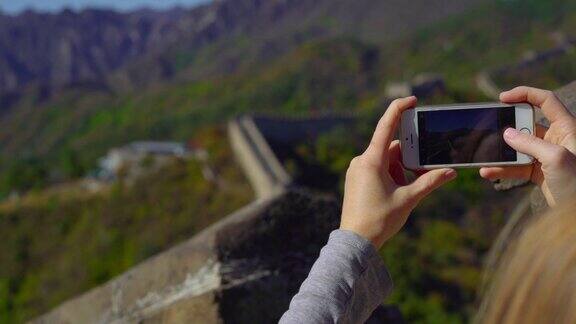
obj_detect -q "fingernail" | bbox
[444,169,457,179]
[504,128,520,139]
[499,91,510,99]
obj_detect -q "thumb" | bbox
[503,128,558,163]
[405,168,457,202]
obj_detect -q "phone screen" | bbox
[418,107,516,165]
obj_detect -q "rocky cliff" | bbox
[0,0,486,102]
[0,9,184,94]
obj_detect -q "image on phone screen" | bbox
[418,107,516,165]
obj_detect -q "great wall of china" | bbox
[476,36,575,99]
[34,81,576,323]
[228,116,292,199]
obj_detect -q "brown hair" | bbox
[477,201,576,323]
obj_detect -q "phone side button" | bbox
[520,127,531,135]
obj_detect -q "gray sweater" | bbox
[279,230,393,324]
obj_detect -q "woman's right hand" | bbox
[480,86,576,207]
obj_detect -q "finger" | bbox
[479,165,532,181]
[363,96,417,166]
[478,125,547,182]
[388,140,407,185]
[403,168,457,202]
[500,86,572,122]
[405,169,428,183]
[503,127,562,164]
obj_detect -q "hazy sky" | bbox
[0,0,210,14]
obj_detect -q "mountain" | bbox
[1,0,575,196]
[123,0,488,85]
[0,8,199,96]
[0,0,486,103]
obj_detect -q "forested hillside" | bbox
[1,0,574,197]
[0,0,575,322]
[0,0,484,98]
[0,127,252,322]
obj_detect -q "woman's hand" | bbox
[480,86,576,206]
[340,96,457,249]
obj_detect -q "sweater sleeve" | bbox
[279,229,393,324]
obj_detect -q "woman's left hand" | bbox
[340,96,457,249]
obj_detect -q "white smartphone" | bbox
[401,102,535,170]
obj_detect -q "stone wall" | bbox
[476,40,576,99]
[33,196,278,323]
[34,190,403,323]
[227,114,357,198]
[228,117,292,199]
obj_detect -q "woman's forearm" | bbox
[279,230,393,324]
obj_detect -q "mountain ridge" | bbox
[0,0,486,104]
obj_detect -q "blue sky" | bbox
[0,0,209,14]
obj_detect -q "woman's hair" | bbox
[477,201,576,324]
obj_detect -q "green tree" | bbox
[60,149,87,178]
[0,157,49,194]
